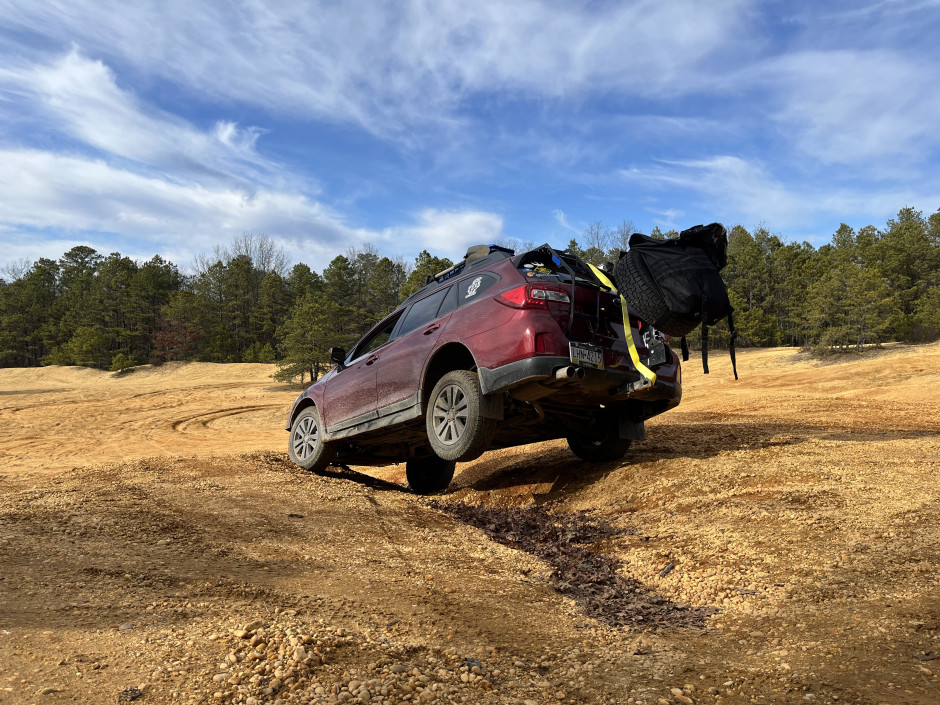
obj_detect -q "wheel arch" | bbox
[422,343,477,411]
[288,397,317,430]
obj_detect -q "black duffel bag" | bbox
[613,223,737,378]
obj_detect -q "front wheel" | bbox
[406,454,456,495]
[566,411,632,463]
[426,370,495,462]
[288,406,335,473]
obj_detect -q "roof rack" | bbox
[423,244,515,286]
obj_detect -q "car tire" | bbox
[288,406,335,473]
[614,249,699,337]
[566,411,632,463]
[614,249,669,325]
[426,370,496,462]
[406,454,456,495]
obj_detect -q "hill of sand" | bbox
[1,345,938,704]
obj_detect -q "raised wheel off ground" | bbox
[425,370,495,463]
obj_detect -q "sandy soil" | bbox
[1,345,939,705]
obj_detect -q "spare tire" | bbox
[613,249,700,337]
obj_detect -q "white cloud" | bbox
[759,50,940,166]
[0,148,357,266]
[0,0,750,140]
[380,209,504,262]
[551,209,580,234]
[619,155,939,231]
[646,208,684,229]
[0,149,504,269]
[1,50,273,184]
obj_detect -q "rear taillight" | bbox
[495,284,571,309]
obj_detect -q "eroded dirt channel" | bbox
[1,346,939,704]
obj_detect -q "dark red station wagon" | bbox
[286,243,681,493]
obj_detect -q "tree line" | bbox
[1,207,938,380]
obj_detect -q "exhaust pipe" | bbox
[554,365,585,380]
[510,365,585,402]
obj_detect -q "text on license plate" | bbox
[569,342,604,369]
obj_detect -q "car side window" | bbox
[436,284,459,319]
[396,286,450,336]
[350,312,402,362]
[456,272,499,307]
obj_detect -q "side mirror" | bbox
[328,347,346,369]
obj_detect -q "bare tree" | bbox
[228,233,290,276]
[1,257,32,282]
[493,236,537,254]
[580,221,613,266]
[582,221,613,252]
[612,220,636,255]
[193,232,290,277]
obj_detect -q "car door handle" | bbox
[423,324,440,335]
[366,354,379,365]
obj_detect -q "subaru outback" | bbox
[286,243,681,493]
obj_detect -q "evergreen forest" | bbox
[2,207,938,382]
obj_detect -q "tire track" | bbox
[170,404,285,433]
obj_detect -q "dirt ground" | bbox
[1,345,939,705]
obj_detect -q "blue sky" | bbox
[1,0,939,273]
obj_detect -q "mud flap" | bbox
[480,392,504,421]
[619,416,646,441]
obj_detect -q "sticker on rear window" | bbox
[465,277,483,298]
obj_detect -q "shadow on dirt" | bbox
[452,420,938,497]
[317,465,406,493]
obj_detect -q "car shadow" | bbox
[453,420,937,498]
[317,465,407,493]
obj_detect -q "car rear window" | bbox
[396,285,451,336]
[456,273,499,306]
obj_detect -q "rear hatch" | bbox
[514,245,668,369]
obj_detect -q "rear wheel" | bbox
[288,406,335,473]
[426,370,495,462]
[566,411,632,463]
[406,454,456,494]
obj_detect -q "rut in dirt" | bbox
[436,503,716,629]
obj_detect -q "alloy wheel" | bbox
[292,414,318,460]
[431,383,469,445]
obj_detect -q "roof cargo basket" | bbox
[424,244,515,286]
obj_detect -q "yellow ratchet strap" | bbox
[587,264,657,387]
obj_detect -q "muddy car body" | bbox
[286,244,681,492]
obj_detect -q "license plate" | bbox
[569,342,604,369]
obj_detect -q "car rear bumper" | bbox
[478,355,681,408]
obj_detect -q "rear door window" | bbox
[396,286,451,336]
[436,284,459,319]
